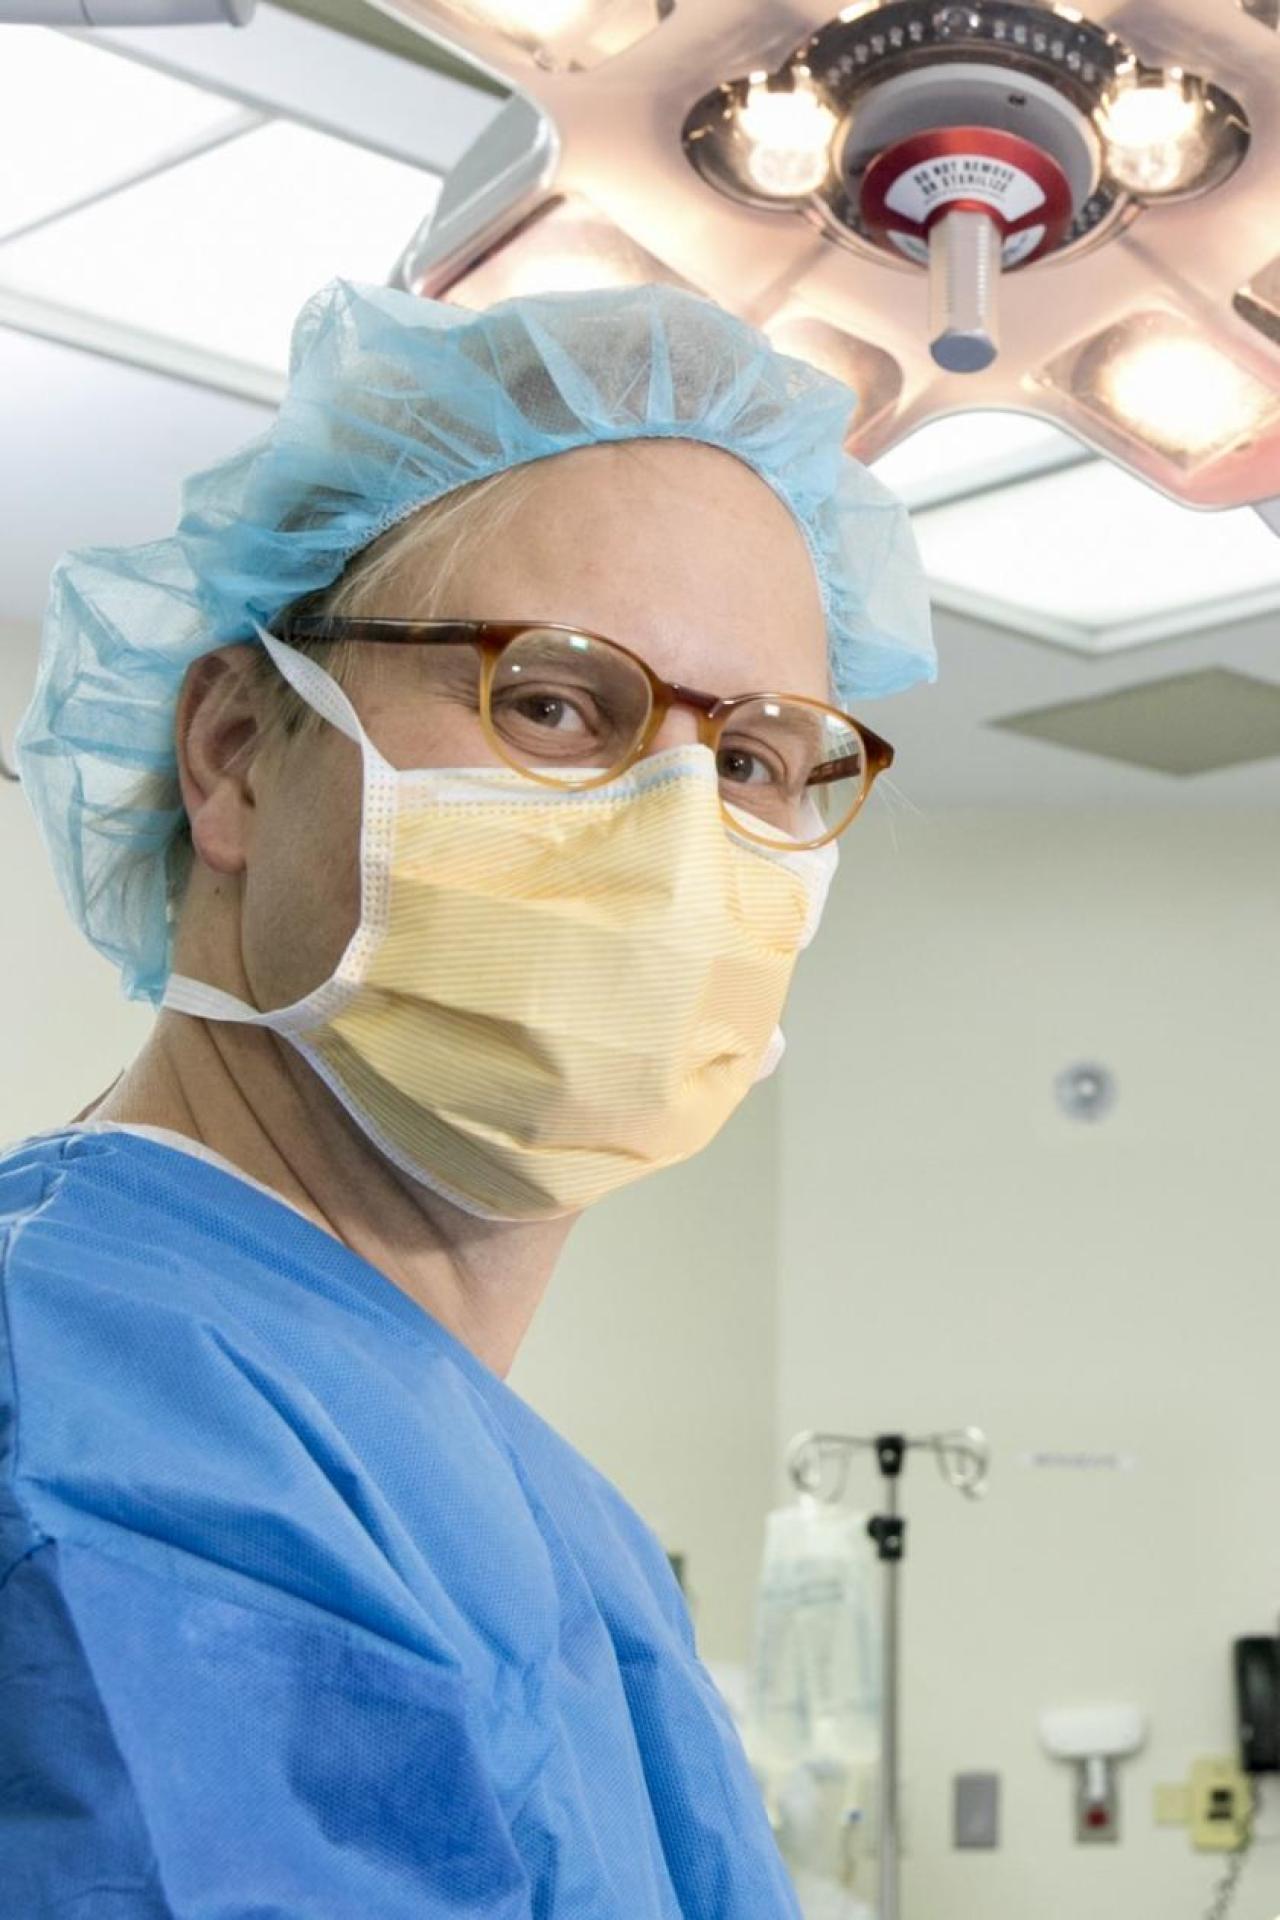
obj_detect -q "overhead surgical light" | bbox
[435,0,599,39]
[409,190,688,304]
[382,0,1280,513]
[765,311,904,449]
[405,0,667,72]
[1235,254,1280,349]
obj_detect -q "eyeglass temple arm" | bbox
[276,615,489,647]
[808,732,895,789]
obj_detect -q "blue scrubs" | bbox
[0,1127,799,1918]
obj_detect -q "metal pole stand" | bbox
[785,1428,989,1920]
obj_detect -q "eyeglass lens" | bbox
[488,628,865,848]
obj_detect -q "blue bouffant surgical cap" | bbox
[16,277,935,1005]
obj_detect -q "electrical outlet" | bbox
[954,1771,1000,1848]
[1188,1757,1251,1852]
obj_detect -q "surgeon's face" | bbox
[179,438,831,1009]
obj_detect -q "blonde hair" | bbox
[135,461,545,919]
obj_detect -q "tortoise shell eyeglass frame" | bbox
[273,614,895,851]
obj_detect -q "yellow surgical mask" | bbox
[162,631,837,1221]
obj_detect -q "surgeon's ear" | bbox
[174,644,271,878]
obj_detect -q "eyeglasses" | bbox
[275,615,894,852]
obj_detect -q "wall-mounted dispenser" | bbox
[1039,1703,1147,1842]
[1235,1628,1280,1774]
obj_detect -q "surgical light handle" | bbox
[785,1427,989,1920]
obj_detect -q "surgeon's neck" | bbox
[80,1013,577,1382]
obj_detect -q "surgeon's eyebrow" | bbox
[401,638,483,699]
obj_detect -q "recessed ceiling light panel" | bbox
[909,456,1280,648]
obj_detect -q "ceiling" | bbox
[0,1,1277,814]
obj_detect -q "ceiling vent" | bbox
[988,667,1280,774]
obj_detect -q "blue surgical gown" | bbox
[0,1126,800,1918]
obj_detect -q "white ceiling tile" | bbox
[0,119,441,374]
[0,27,247,243]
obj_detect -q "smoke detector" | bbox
[369,0,1280,514]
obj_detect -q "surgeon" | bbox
[0,279,933,1915]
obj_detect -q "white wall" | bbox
[777,806,1280,1919]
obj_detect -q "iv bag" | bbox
[747,1498,882,1773]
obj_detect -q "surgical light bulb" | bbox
[737,77,837,198]
[1098,76,1208,194]
[1098,331,1276,459]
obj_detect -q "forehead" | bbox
[387,439,834,703]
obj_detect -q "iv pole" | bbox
[784,1427,989,1920]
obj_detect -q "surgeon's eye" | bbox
[717,741,785,788]
[503,689,595,735]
